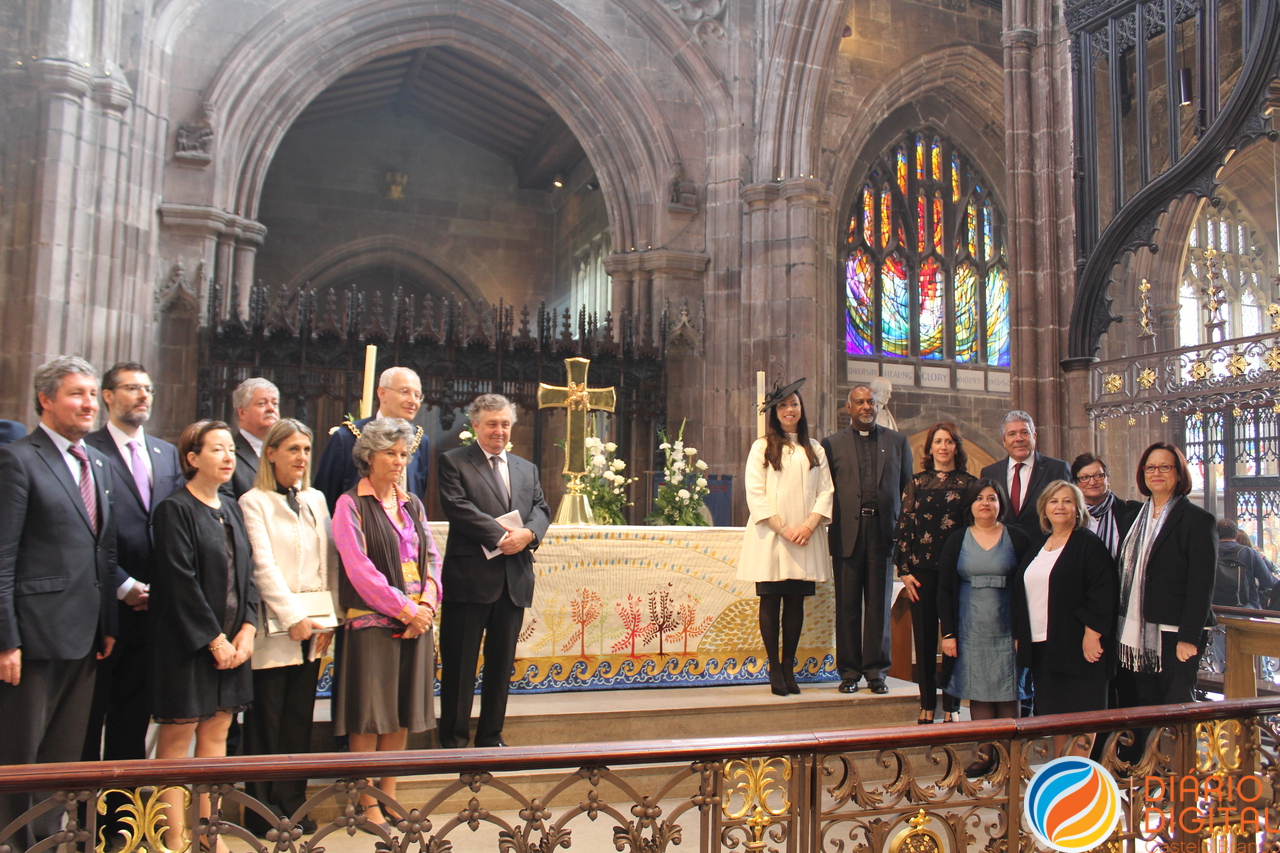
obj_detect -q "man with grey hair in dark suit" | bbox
[821,383,913,695]
[0,356,118,845]
[436,393,550,748]
[980,410,1072,539]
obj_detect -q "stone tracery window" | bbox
[1177,197,1276,348]
[844,132,1010,367]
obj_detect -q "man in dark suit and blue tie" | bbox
[314,367,430,513]
[979,411,1072,539]
[436,394,550,748]
[0,357,118,844]
[82,364,183,791]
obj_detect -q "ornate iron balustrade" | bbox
[3,698,1280,853]
[1086,325,1280,424]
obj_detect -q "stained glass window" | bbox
[985,263,1010,367]
[955,263,979,363]
[842,131,1009,367]
[881,254,910,357]
[917,192,926,253]
[862,185,874,246]
[846,250,875,355]
[919,257,944,360]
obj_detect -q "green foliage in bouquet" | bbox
[647,419,711,526]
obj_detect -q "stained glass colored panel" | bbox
[847,212,857,247]
[845,250,875,356]
[955,263,979,363]
[983,199,994,261]
[862,185,874,246]
[966,200,978,257]
[917,192,927,252]
[896,146,908,195]
[880,187,892,248]
[919,256,944,360]
[931,137,942,181]
[951,152,961,201]
[932,193,943,252]
[916,135,925,180]
[985,264,1010,367]
[881,254,910,357]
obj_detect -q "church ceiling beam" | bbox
[394,49,431,116]
[515,113,584,190]
[421,49,552,122]
[405,88,538,152]
[401,92,526,158]
[415,56,552,129]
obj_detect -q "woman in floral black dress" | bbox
[894,422,976,723]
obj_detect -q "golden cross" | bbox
[537,357,616,477]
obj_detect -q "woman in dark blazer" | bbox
[151,420,259,853]
[1012,480,1118,729]
[1113,442,1217,709]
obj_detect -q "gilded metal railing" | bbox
[3,698,1279,853]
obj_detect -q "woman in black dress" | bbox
[151,420,259,853]
[893,422,975,723]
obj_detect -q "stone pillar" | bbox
[234,220,268,319]
[1003,1,1078,459]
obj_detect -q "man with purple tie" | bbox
[82,363,183,839]
[0,357,118,845]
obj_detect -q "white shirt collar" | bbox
[106,420,145,452]
[485,448,508,464]
[1009,454,1034,473]
[40,421,82,455]
[240,428,263,456]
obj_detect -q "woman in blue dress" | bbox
[937,478,1032,774]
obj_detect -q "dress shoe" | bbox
[838,678,860,693]
[767,663,788,696]
[917,709,934,724]
[783,669,800,695]
[868,678,889,694]
[477,740,509,747]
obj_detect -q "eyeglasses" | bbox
[1076,473,1107,483]
[390,387,424,403]
[113,384,154,395]
[1143,463,1175,475]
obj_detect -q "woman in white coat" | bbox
[736,378,834,695]
[238,418,338,835]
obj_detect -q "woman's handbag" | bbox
[265,589,339,635]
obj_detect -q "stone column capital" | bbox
[159,203,232,237]
[1059,356,1098,373]
[28,58,92,97]
[604,248,708,277]
[92,75,134,113]
[234,217,268,246]
[1003,28,1038,49]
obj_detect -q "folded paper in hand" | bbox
[483,509,524,560]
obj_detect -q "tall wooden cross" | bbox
[537,357,616,523]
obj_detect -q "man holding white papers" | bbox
[436,394,550,748]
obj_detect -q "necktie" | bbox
[276,483,301,515]
[129,440,151,511]
[490,455,510,510]
[68,445,99,535]
[1010,461,1024,516]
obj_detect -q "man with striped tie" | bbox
[0,357,118,845]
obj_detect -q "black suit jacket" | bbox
[0,427,118,659]
[1133,497,1218,644]
[980,452,1072,538]
[437,444,551,607]
[821,425,913,559]
[84,427,184,638]
[1011,528,1119,680]
[221,430,259,500]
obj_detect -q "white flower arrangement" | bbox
[648,419,711,526]
[571,427,637,525]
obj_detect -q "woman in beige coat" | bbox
[238,418,338,835]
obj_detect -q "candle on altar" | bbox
[756,371,766,439]
[359,345,377,418]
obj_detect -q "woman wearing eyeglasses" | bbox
[1070,454,1142,559]
[1113,442,1218,709]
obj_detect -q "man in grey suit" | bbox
[436,394,550,748]
[0,357,118,843]
[224,377,279,499]
[979,411,1072,539]
[821,384,913,694]
[82,364,183,801]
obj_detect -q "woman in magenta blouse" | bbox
[331,417,440,835]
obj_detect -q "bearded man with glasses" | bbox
[1070,453,1143,558]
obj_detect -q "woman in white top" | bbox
[238,418,338,834]
[736,378,834,695]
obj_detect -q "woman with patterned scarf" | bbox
[1070,453,1143,558]
[1112,442,1217,710]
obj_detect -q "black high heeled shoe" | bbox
[767,663,788,696]
[783,669,800,694]
[918,709,934,724]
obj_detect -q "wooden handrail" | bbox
[2,696,1277,794]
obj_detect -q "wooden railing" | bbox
[3,699,1280,853]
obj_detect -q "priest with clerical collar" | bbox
[820,383,913,696]
[314,366,430,514]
